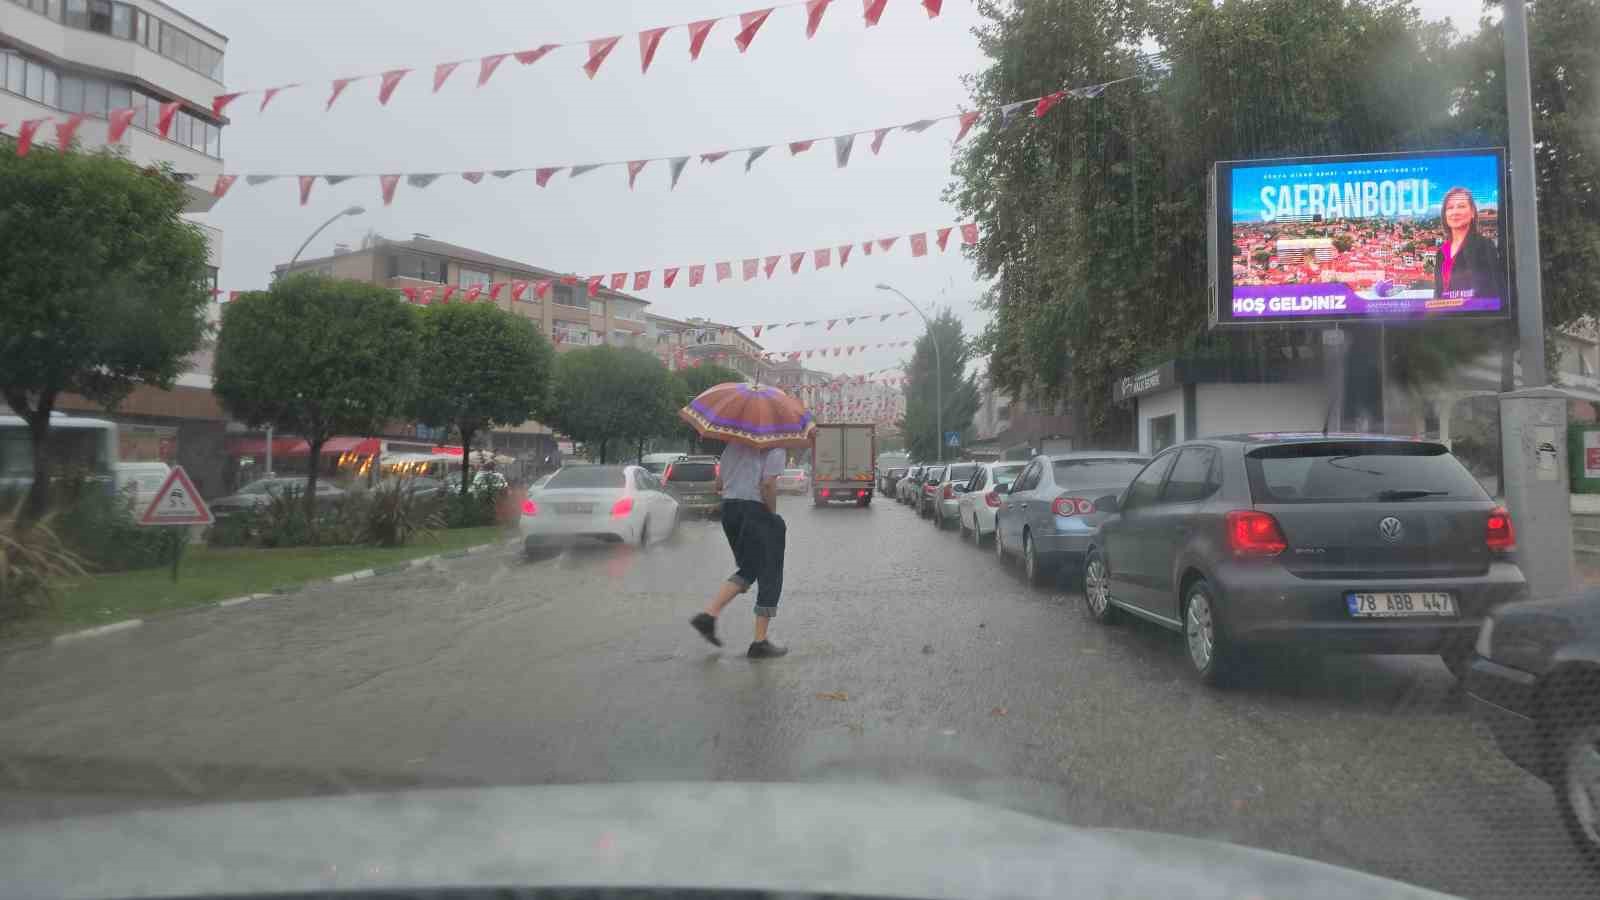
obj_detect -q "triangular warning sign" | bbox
[139,465,213,526]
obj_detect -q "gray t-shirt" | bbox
[720,443,786,503]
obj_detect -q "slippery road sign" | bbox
[138,465,214,526]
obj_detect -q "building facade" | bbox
[643,313,763,381]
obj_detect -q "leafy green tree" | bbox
[546,347,677,463]
[411,304,554,496]
[899,309,980,462]
[213,275,420,526]
[672,362,746,453]
[0,149,211,520]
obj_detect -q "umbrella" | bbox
[679,382,816,449]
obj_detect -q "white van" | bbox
[115,461,172,516]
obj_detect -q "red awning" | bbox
[322,437,381,455]
[225,436,310,457]
[429,445,465,457]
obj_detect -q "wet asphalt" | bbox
[1,493,1597,898]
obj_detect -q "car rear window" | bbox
[546,467,627,489]
[1052,458,1149,485]
[992,464,1025,486]
[924,467,945,482]
[667,462,717,482]
[1245,441,1487,503]
[946,465,977,482]
[888,468,907,478]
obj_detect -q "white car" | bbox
[520,464,678,553]
[775,468,809,495]
[956,461,1027,545]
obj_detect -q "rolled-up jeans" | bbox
[721,499,786,617]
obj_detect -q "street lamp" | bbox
[877,283,942,463]
[288,205,366,268]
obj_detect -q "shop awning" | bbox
[322,437,381,455]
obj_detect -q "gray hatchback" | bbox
[1083,435,1528,685]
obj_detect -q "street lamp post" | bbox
[877,284,942,464]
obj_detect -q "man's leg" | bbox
[748,513,788,657]
[693,502,760,647]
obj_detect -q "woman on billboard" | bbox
[1433,187,1505,301]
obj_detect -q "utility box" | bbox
[1569,423,1600,494]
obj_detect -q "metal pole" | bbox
[877,285,942,463]
[288,206,366,269]
[1504,0,1547,387]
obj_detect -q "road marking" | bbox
[52,619,143,644]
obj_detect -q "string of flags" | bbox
[206,1,946,120]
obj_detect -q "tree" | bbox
[546,347,677,463]
[411,304,554,496]
[213,275,420,525]
[898,309,980,462]
[0,148,210,520]
[672,362,746,453]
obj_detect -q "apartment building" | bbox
[643,312,764,382]
[2,0,231,491]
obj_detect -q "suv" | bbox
[1083,435,1528,685]
[661,455,721,518]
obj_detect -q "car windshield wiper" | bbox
[1375,489,1449,501]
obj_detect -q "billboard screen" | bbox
[1211,149,1508,326]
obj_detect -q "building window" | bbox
[552,284,585,308]
[458,267,491,289]
[554,323,592,345]
[88,0,111,33]
[62,0,87,27]
[83,77,107,116]
[387,253,446,283]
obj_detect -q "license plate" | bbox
[1346,591,1456,617]
[555,503,593,515]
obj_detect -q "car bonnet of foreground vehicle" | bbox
[0,783,1451,900]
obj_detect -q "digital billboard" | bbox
[1210,149,1509,326]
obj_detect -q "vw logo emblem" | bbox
[1378,516,1404,542]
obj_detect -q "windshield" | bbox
[5,3,1594,898]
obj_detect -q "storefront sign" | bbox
[1112,361,1176,403]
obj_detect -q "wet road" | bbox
[2,494,1596,898]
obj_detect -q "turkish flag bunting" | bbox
[639,27,667,73]
[936,226,953,251]
[634,271,652,290]
[433,61,461,92]
[735,9,772,52]
[212,174,237,199]
[954,110,980,143]
[610,273,627,290]
[511,281,529,300]
[877,236,898,252]
[923,0,943,16]
[743,258,759,280]
[478,54,508,86]
[910,232,928,257]
[788,139,814,155]
[834,244,850,266]
[401,287,418,302]
[583,36,621,78]
[379,174,400,205]
[378,69,410,105]
[880,314,891,322]
[442,286,457,302]
[789,252,805,274]
[562,274,579,285]
[587,276,602,298]
[55,114,86,149]
[420,288,436,304]
[15,118,45,156]
[107,107,136,143]
[260,85,291,112]
[834,134,855,168]
[535,167,560,187]
[1032,91,1064,118]
[687,19,718,60]
[751,325,763,338]
[814,247,832,269]
[668,156,689,189]
[466,285,482,302]
[718,261,733,282]
[489,282,505,299]
[806,0,832,36]
[515,45,558,65]
[461,171,484,183]
[664,267,680,287]
[157,101,181,138]
[961,222,979,244]
[627,159,648,189]
[298,175,316,206]
[534,281,551,299]
[863,0,888,26]
[862,241,873,256]
[212,92,243,117]
[701,150,730,164]
[827,320,837,330]
[764,256,781,278]
[326,78,357,111]
[689,264,705,286]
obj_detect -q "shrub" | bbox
[442,486,501,529]
[205,511,257,548]
[56,487,176,572]
[256,488,315,548]
[1,501,87,618]
[365,481,443,547]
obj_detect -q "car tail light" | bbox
[1486,505,1516,551]
[985,491,1001,508]
[662,464,673,482]
[521,498,538,516]
[610,496,634,519]
[821,488,830,498]
[1225,509,1287,558]
[942,483,954,499]
[1050,496,1095,517]
[857,489,867,498]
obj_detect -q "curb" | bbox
[52,619,143,644]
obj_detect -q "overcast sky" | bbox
[196,0,1488,380]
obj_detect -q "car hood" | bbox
[1,782,1449,899]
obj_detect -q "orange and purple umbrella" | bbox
[679,382,816,449]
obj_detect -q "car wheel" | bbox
[1183,577,1234,686]
[638,521,650,547]
[995,520,1007,560]
[1554,704,1600,866]
[1023,531,1052,587]
[1084,550,1120,625]
[958,512,971,539]
[972,517,985,546]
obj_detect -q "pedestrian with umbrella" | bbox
[682,382,815,659]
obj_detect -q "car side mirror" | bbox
[993,483,1010,495]
[1093,493,1120,513]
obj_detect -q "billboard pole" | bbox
[1500,0,1573,600]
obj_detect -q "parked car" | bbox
[916,465,946,518]
[897,465,924,505]
[209,477,347,520]
[639,452,681,475]
[957,461,1027,545]
[1083,435,1529,685]
[995,453,1149,586]
[521,465,678,552]
[929,463,980,530]
[1466,592,1600,865]
[661,456,721,518]
[113,461,170,516]
[776,468,810,495]
[878,466,908,495]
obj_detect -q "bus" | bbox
[0,412,119,500]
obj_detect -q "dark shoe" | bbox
[690,613,722,647]
[747,640,789,659]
